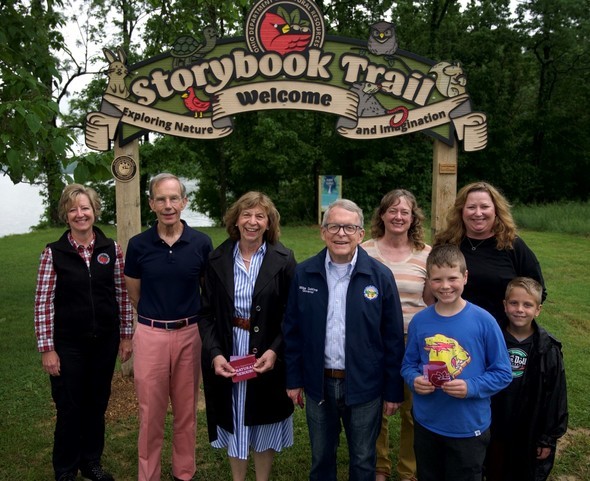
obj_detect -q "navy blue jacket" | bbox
[283,247,405,405]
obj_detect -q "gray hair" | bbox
[148,173,187,199]
[322,199,364,227]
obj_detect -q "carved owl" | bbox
[367,21,398,56]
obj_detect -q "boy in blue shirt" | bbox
[401,244,512,481]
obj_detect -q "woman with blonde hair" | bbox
[34,184,133,481]
[434,181,545,326]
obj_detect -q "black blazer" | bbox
[200,238,296,442]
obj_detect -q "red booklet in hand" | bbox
[229,354,258,383]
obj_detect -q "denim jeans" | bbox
[306,377,382,481]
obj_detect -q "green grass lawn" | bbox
[0,224,588,480]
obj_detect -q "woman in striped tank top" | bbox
[362,189,435,481]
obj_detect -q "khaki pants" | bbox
[375,382,417,479]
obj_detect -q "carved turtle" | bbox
[171,26,217,68]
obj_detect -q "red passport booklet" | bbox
[229,354,258,383]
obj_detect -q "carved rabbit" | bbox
[103,47,129,98]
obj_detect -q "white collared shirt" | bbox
[323,248,358,369]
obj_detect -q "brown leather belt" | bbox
[324,368,345,379]
[233,317,250,330]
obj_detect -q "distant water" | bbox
[0,175,213,238]
[0,175,45,237]
[181,179,215,228]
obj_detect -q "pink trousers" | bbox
[134,322,201,481]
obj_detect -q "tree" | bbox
[515,0,590,200]
[0,0,74,224]
[4,0,588,230]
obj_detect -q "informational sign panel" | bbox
[318,175,342,224]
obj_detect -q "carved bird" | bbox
[259,12,311,55]
[182,87,211,117]
[367,21,398,56]
[171,26,218,68]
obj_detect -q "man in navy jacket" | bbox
[283,199,405,481]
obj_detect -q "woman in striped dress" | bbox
[200,192,296,481]
[362,189,435,481]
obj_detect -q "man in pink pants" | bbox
[125,173,212,481]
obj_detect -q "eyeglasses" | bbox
[323,223,362,235]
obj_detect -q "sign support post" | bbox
[114,138,141,253]
[431,139,458,241]
[113,137,141,376]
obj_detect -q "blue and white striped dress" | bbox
[211,242,293,459]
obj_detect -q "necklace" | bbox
[466,237,487,251]
[239,250,253,264]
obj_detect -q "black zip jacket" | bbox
[491,321,568,481]
[49,227,119,341]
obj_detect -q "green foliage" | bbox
[2,0,590,226]
[1,0,78,226]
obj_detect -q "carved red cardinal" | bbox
[181,87,211,117]
[260,12,311,55]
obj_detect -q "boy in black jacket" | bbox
[486,277,568,481]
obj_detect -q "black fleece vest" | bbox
[49,228,119,340]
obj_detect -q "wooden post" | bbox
[113,138,141,376]
[431,139,458,241]
[114,139,141,253]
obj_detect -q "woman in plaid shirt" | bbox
[34,184,133,481]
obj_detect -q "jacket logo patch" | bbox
[364,285,379,300]
[97,253,111,265]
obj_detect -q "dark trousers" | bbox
[414,419,490,481]
[306,378,382,481]
[51,331,119,480]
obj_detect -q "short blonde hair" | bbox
[58,184,101,224]
[224,191,281,244]
[505,277,543,305]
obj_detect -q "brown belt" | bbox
[233,317,250,330]
[324,368,345,379]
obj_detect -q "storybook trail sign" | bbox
[85,0,488,248]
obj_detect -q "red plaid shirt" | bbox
[34,232,134,352]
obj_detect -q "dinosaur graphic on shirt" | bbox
[424,333,471,377]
